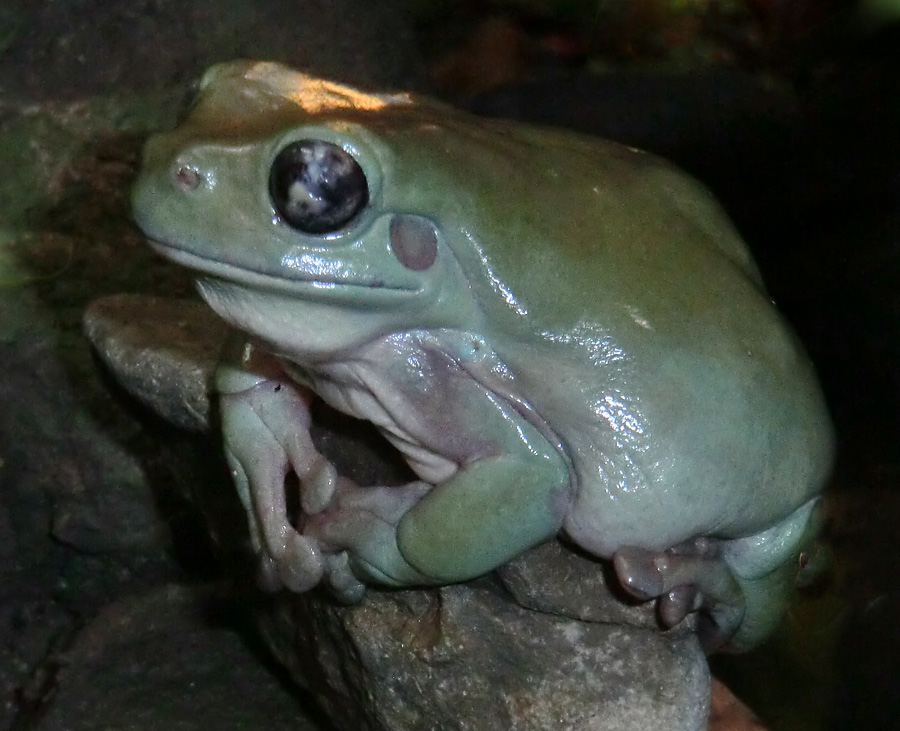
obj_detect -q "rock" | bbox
[263,559,708,731]
[85,294,712,730]
[84,294,226,433]
[0,314,184,729]
[497,540,666,628]
[0,325,168,552]
[0,598,75,730]
[18,585,322,731]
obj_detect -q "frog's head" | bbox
[133,61,495,358]
[135,61,737,361]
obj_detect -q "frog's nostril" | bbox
[172,162,202,192]
[389,214,438,271]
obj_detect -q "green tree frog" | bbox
[132,61,833,650]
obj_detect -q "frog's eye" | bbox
[269,140,369,234]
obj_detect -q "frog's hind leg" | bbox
[613,497,823,650]
[613,539,745,649]
[717,497,823,650]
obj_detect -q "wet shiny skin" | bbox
[132,61,833,650]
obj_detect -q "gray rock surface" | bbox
[84,294,227,432]
[262,552,708,731]
[21,584,322,731]
[0,296,185,730]
[85,296,711,731]
[497,540,667,628]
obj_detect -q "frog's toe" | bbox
[299,457,338,515]
[613,547,669,599]
[275,530,325,593]
[324,552,367,602]
[328,479,432,524]
[303,483,435,588]
[659,585,701,628]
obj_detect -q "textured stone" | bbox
[22,585,321,731]
[261,573,708,731]
[497,540,669,629]
[84,294,226,432]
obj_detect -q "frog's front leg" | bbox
[217,342,337,593]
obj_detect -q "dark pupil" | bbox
[269,140,369,234]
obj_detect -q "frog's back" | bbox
[417,118,833,552]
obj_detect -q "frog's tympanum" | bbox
[133,61,833,650]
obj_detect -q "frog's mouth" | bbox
[146,239,422,296]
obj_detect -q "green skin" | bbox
[132,61,833,650]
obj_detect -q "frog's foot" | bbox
[321,551,367,603]
[613,538,745,647]
[231,445,328,593]
[220,377,340,594]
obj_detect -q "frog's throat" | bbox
[146,239,421,297]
